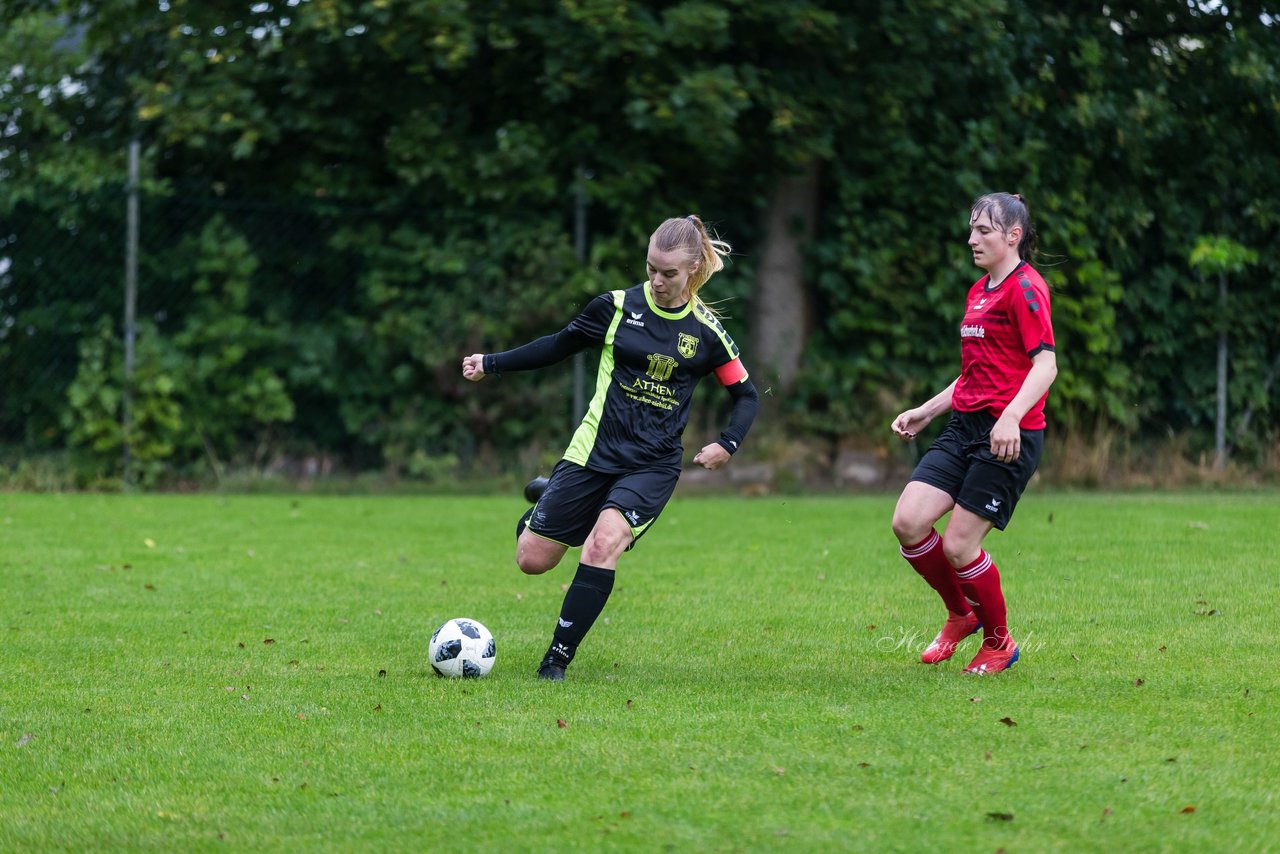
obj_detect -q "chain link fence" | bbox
[1,159,612,488]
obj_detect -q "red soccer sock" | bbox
[954,550,1010,650]
[900,531,970,616]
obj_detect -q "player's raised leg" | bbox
[516,529,567,576]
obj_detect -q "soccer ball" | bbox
[429,617,496,678]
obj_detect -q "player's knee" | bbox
[516,536,562,575]
[891,509,929,546]
[941,536,979,569]
[581,530,629,566]
[515,551,555,575]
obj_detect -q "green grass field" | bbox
[2,491,1277,851]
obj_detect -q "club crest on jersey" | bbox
[645,353,679,381]
[677,333,698,359]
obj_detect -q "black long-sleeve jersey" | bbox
[484,282,758,473]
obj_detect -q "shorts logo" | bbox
[677,333,698,359]
[624,509,641,526]
[985,497,1003,513]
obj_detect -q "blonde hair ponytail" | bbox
[650,215,731,308]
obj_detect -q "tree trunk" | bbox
[750,159,820,394]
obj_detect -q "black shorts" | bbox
[910,409,1044,530]
[526,459,681,549]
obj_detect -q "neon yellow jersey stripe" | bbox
[564,290,626,466]
[694,301,742,362]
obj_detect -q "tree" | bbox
[1190,235,1259,468]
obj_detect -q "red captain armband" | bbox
[714,358,748,386]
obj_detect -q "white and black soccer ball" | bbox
[429,617,496,678]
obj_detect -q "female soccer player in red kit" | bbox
[890,192,1057,675]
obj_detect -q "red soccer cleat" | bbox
[920,611,981,664]
[963,640,1020,675]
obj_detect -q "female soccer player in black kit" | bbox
[890,193,1057,675]
[462,215,759,681]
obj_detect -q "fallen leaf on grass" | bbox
[378,669,386,678]
[986,811,1014,822]
[625,699,633,710]
[263,638,275,645]
[857,762,870,769]
[144,583,156,591]
[773,767,785,776]
[373,704,382,712]
[17,733,34,747]
[1134,678,1145,687]
[969,697,982,703]
[1101,807,1112,823]
[1181,805,1196,814]
[557,719,567,728]
[999,717,1017,727]
[144,538,156,548]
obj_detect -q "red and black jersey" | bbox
[951,262,1055,429]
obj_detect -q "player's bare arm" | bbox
[892,378,959,440]
[989,351,1057,462]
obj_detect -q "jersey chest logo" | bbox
[645,353,679,382]
[677,333,699,359]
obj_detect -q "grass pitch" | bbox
[1,491,1277,851]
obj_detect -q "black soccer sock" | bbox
[515,507,534,539]
[550,563,615,655]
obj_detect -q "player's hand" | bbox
[461,354,486,382]
[989,415,1021,463]
[891,408,930,441]
[693,443,731,471]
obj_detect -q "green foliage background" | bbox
[2,1,1277,483]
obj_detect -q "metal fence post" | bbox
[572,165,590,427]
[122,139,140,488]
